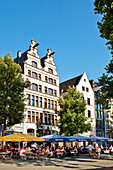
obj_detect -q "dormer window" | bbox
[48,68,53,74]
[32,61,37,68]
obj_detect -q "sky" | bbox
[0,0,112,83]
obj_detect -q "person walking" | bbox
[88,142,93,156]
[92,144,96,158]
[96,145,101,159]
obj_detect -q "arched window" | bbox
[32,61,37,68]
[48,68,53,74]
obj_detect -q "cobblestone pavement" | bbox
[0,154,113,170]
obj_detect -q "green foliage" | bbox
[94,0,113,54]
[96,58,113,109]
[0,53,30,134]
[57,87,92,136]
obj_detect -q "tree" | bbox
[94,0,113,108]
[96,58,113,109]
[57,87,91,136]
[0,53,30,136]
[94,0,113,54]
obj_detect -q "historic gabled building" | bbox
[60,72,96,136]
[11,39,59,136]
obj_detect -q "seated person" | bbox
[19,147,27,160]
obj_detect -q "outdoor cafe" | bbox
[0,133,113,160]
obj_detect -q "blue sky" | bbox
[0,0,112,83]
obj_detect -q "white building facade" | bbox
[11,39,59,136]
[60,72,96,136]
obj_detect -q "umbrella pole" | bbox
[18,142,20,150]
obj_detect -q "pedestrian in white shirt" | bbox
[88,143,93,156]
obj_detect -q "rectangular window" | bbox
[48,99,50,109]
[82,86,85,91]
[48,78,53,84]
[54,79,56,85]
[55,101,57,109]
[39,85,42,92]
[44,98,47,108]
[55,115,57,125]
[39,97,42,107]
[51,100,54,109]
[88,110,91,118]
[48,88,53,95]
[45,76,47,82]
[40,113,43,123]
[38,74,41,80]
[86,87,89,92]
[45,114,47,124]
[32,61,37,68]
[27,94,30,105]
[32,72,37,79]
[44,87,47,94]
[52,115,54,125]
[87,98,90,105]
[36,112,39,123]
[32,111,35,123]
[48,114,51,124]
[28,70,31,77]
[32,83,38,91]
[31,95,34,106]
[35,96,38,107]
[54,90,57,96]
[28,111,31,123]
